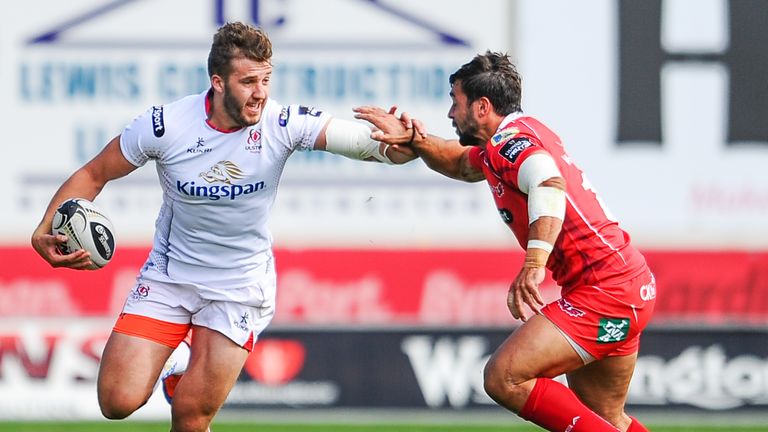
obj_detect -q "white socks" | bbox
[161,340,191,380]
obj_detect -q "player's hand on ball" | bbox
[50,198,116,269]
[32,197,116,271]
[31,229,94,270]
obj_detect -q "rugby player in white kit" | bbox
[30,22,416,432]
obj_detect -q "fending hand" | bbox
[353,105,427,146]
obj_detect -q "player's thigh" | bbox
[97,331,174,406]
[566,352,637,418]
[171,326,250,417]
[486,314,584,383]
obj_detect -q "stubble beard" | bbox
[458,132,483,147]
[223,86,257,128]
[456,118,483,147]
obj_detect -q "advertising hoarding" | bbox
[2,246,766,324]
[1,323,766,419]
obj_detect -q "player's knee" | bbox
[483,356,527,403]
[98,389,149,419]
[99,398,142,420]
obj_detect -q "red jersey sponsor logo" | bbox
[640,275,657,301]
[557,298,586,317]
[490,128,519,147]
[491,182,504,197]
[498,137,532,163]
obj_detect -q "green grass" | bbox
[0,423,766,432]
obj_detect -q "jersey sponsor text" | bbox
[176,180,266,201]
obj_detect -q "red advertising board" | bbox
[1,246,767,324]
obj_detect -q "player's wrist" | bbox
[409,132,430,151]
[406,127,417,145]
[32,222,51,238]
[523,240,552,268]
[407,120,429,148]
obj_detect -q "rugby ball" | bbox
[51,198,116,269]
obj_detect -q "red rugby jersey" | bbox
[468,114,647,289]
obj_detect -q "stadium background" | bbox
[1,0,768,427]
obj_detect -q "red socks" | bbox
[519,378,619,431]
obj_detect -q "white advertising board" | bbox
[1,0,511,248]
[514,0,768,248]
[0,318,169,420]
[2,0,766,249]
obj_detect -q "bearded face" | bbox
[452,101,484,147]
[214,58,272,129]
[455,114,484,147]
[448,81,484,147]
[222,82,255,128]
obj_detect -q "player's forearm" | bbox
[412,135,475,181]
[523,216,563,269]
[529,216,562,245]
[34,169,104,235]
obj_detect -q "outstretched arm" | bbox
[314,111,417,164]
[354,106,483,183]
[408,131,484,182]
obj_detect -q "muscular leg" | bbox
[483,315,620,431]
[170,326,249,432]
[566,353,638,431]
[98,332,174,419]
[483,314,584,410]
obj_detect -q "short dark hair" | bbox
[208,22,273,79]
[449,51,522,115]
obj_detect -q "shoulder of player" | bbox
[130,93,204,141]
[258,99,289,126]
[487,130,544,167]
[280,103,327,121]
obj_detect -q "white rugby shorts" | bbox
[116,262,276,350]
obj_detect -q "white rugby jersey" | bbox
[120,90,330,300]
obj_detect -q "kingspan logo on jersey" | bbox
[176,161,266,201]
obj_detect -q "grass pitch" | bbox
[0,423,766,432]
